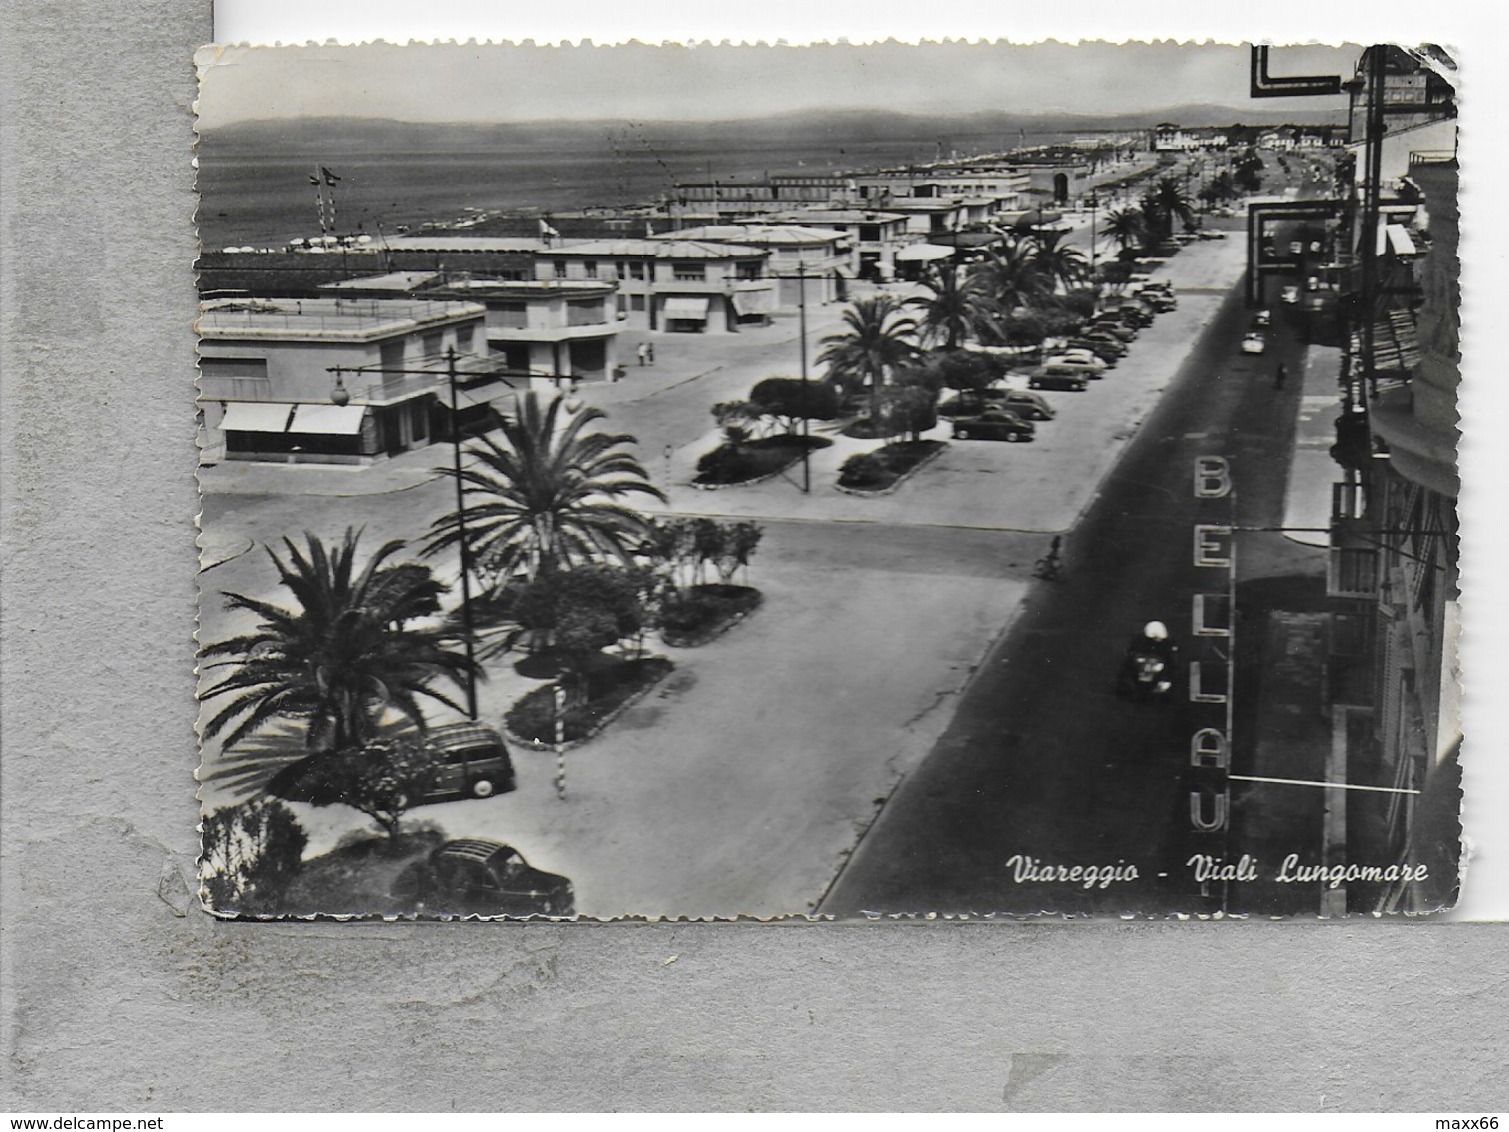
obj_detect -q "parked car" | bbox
[402,839,575,917]
[1089,320,1137,342]
[952,407,1036,442]
[422,722,517,802]
[1281,285,1301,305]
[1066,337,1123,364]
[1043,353,1106,378]
[940,387,1056,421]
[1079,329,1130,355]
[1241,332,1267,355]
[1252,309,1273,327]
[1305,275,1321,292]
[1289,240,1304,256]
[1113,304,1155,327]
[1197,229,1226,240]
[1028,369,1089,392]
[1134,289,1177,312]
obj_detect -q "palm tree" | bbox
[1027,230,1090,293]
[200,529,479,753]
[817,294,919,420]
[907,264,997,350]
[1152,175,1196,234]
[1102,207,1148,255]
[425,391,664,589]
[969,235,1049,324]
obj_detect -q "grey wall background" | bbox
[2,1,1505,1111]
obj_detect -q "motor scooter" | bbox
[1116,648,1175,699]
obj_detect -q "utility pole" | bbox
[797,261,811,494]
[326,346,486,719]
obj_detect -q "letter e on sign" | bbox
[1195,456,1232,498]
[1194,524,1232,567]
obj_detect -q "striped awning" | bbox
[220,402,294,432]
[663,296,710,320]
[288,403,369,435]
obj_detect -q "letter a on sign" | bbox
[1195,456,1232,498]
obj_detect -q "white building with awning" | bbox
[197,296,493,465]
[532,238,775,333]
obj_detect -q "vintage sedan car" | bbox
[400,839,576,917]
[939,387,1055,420]
[1079,329,1131,355]
[1241,332,1267,355]
[1066,337,1124,364]
[1027,369,1089,392]
[952,407,1036,442]
[1252,309,1273,327]
[1089,319,1137,342]
[1281,284,1301,305]
[1043,352,1107,377]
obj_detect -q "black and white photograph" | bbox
[193,38,1461,920]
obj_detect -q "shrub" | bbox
[505,657,674,744]
[201,798,308,915]
[837,441,945,491]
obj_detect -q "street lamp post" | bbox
[797,261,811,494]
[326,346,482,719]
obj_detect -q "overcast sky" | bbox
[196,41,1359,130]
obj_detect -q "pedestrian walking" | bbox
[1274,362,1288,390]
[636,342,648,367]
[646,342,655,366]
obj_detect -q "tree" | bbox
[1027,230,1090,293]
[200,529,479,753]
[201,798,308,914]
[425,392,665,589]
[711,399,758,448]
[747,378,839,435]
[969,236,1049,324]
[1152,176,1196,234]
[817,294,920,423]
[322,737,442,843]
[511,566,646,700]
[907,263,997,350]
[1102,207,1148,254]
[911,349,1006,403]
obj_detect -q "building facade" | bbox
[198,297,497,465]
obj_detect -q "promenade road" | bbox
[196,217,1251,916]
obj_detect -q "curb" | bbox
[503,658,675,754]
[834,441,949,498]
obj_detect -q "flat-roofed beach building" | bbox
[653,224,852,306]
[198,297,500,465]
[532,238,775,333]
[754,209,912,282]
[427,278,622,382]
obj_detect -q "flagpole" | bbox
[312,165,327,237]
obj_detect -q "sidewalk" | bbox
[1282,342,1344,547]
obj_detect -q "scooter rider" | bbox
[1127,620,1177,663]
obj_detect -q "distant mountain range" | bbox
[203,104,1346,154]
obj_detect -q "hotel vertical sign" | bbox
[1190,456,1236,835]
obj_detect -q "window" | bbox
[630,295,646,312]
[567,299,604,327]
[495,301,528,329]
[858,225,881,242]
[673,264,706,282]
[456,325,475,354]
[554,261,568,280]
[379,339,405,374]
[422,330,443,358]
[199,357,270,401]
[736,262,762,280]
[583,260,598,279]
[628,263,646,280]
[615,260,629,280]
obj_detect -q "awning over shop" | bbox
[662,296,710,320]
[894,243,955,263]
[730,289,776,316]
[1385,224,1418,256]
[220,402,294,432]
[288,403,368,435]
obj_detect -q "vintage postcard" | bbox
[194,39,1461,919]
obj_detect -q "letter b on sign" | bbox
[1195,456,1232,499]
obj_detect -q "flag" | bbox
[309,175,321,186]
[321,167,341,186]
[538,218,560,239]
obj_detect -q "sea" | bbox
[197,127,1092,251]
